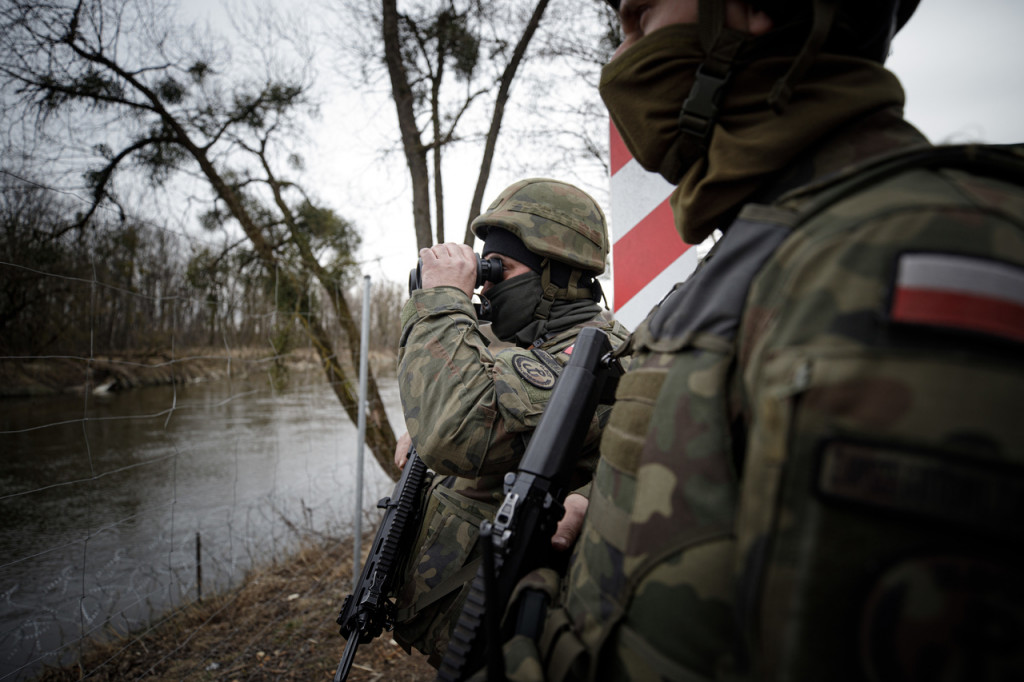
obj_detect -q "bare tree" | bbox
[334,0,615,252]
[0,0,401,477]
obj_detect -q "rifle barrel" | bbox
[334,635,358,682]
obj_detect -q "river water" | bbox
[0,370,402,680]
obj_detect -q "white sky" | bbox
[179,0,1024,290]
[353,0,1024,288]
[886,0,1024,146]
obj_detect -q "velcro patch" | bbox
[512,354,557,389]
[530,348,563,377]
[889,253,1024,343]
[819,441,1024,531]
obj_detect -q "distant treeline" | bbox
[1,172,404,358]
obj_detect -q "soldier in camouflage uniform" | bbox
[390,178,630,666]
[486,1,1024,681]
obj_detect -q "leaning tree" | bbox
[0,0,401,476]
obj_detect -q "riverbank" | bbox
[34,536,435,681]
[0,347,398,399]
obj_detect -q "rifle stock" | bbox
[334,448,431,682]
[436,327,622,681]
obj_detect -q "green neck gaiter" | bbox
[599,23,907,243]
[599,24,710,184]
[481,271,601,346]
[671,53,906,242]
[511,298,601,348]
[482,273,544,342]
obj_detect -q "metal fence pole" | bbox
[196,531,202,603]
[354,274,371,588]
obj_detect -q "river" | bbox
[0,370,402,680]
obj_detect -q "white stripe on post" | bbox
[609,121,699,330]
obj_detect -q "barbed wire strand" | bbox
[0,170,399,680]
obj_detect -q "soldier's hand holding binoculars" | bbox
[418,243,479,298]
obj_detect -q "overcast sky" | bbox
[887,0,1024,145]
[358,0,1024,286]
[179,0,1024,288]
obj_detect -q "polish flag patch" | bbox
[563,344,574,356]
[890,253,1024,343]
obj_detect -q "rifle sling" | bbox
[395,557,483,621]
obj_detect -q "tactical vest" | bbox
[543,144,1024,682]
[391,311,629,666]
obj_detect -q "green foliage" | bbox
[136,129,189,186]
[155,76,186,104]
[431,9,480,81]
[398,3,483,107]
[77,68,125,103]
[187,61,211,83]
[1,0,399,484]
[199,207,229,232]
[229,81,305,130]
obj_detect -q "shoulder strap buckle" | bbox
[679,64,730,145]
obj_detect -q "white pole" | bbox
[354,274,371,588]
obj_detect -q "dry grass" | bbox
[34,538,435,681]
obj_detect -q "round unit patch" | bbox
[512,354,557,389]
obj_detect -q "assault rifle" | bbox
[436,327,623,682]
[334,447,432,682]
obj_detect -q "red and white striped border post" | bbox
[609,122,701,329]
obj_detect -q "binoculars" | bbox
[408,254,504,294]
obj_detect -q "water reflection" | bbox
[0,371,401,680]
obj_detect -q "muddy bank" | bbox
[33,535,435,681]
[0,347,398,399]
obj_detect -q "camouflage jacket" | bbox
[397,285,630,502]
[540,115,1024,682]
[394,285,629,664]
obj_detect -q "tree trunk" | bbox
[464,0,551,244]
[432,58,446,244]
[261,155,400,477]
[383,0,434,250]
[159,110,400,478]
[301,307,400,480]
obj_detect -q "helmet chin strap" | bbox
[533,259,596,321]
[767,0,840,111]
[685,0,844,133]
[678,0,746,150]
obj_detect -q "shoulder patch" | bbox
[889,252,1024,344]
[512,353,557,390]
[530,348,564,376]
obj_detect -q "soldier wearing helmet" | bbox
[389,178,629,666]
[471,2,1024,682]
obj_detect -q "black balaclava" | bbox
[479,228,598,344]
[479,228,543,341]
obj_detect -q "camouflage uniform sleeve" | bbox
[398,287,554,478]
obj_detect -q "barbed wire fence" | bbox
[0,170,404,680]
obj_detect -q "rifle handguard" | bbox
[436,327,622,681]
[334,450,431,681]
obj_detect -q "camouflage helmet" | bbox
[603,0,919,63]
[753,0,920,62]
[471,178,609,275]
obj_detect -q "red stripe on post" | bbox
[891,288,1024,343]
[613,199,686,308]
[610,121,632,176]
